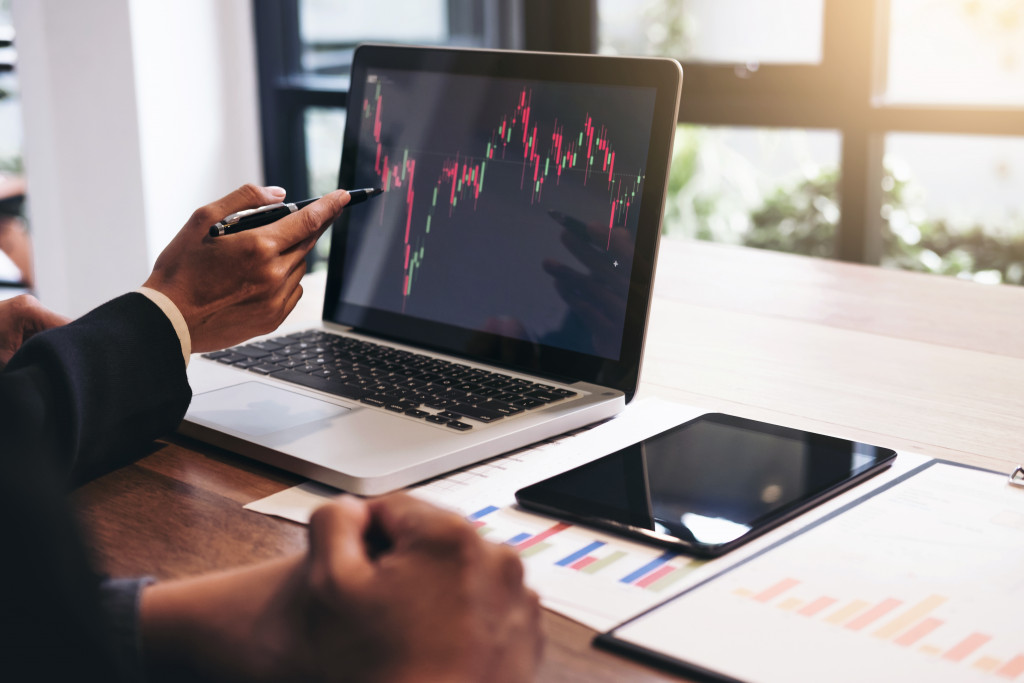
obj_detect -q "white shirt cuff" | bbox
[136,287,191,367]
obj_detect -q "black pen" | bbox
[209,187,384,237]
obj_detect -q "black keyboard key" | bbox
[214,352,248,364]
[425,414,450,425]
[249,340,285,352]
[491,403,524,416]
[235,358,263,369]
[446,421,473,431]
[443,404,504,423]
[525,390,561,403]
[404,408,429,418]
[250,364,283,375]
[514,397,544,409]
[232,346,272,359]
[360,396,387,408]
[202,350,232,360]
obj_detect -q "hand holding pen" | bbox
[209,187,384,237]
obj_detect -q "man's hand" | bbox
[140,494,543,683]
[0,294,71,367]
[143,184,350,352]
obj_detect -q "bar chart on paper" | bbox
[466,503,709,628]
[608,463,1024,683]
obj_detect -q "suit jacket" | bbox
[0,293,191,681]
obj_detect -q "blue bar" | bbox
[620,551,676,584]
[555,541,606,567]
[468,505,499,521]
[506,532,531,546]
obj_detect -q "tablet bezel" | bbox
[515,413,897,557]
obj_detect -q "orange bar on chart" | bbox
[825,600,869,625]
[974,656,1001,673]
[943,634,992,663]
[798,596,837,617]
[996,654,1024,678]
[895,617,943,647]
[873,595,947,640]
[753,578,799,603]
[845,598,903,631]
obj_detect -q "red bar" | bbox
[571,556,597,571]
[373,94,383,141]
[403,243,410,270]
[609,151,615,180]
[472,520,485,529]
[403,161,415,243]
[894,617,943,647]
[798,596,838,617]
[753,578,800,603]
[845,599,903,631]
[636,564,676,589]
[514,522,571,551]
[943,633,992,663]
[997,655,1024,678]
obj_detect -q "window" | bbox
[255,0,1024,283]
[595,0,1024,282]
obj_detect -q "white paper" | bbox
[244,399,931,631]
[610,463,1024,683]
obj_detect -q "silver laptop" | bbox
[181,45,682,495]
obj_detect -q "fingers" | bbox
[18,294,72,332]
[270,189,351,253]
[189,184,288,237]
[367,493,477,553]
[307,496,376,593]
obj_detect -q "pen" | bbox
[209,187,384,237]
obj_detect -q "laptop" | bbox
[180,44,682,495]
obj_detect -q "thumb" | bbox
[307,496,376,589]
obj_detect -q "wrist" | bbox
[136,287,192,365]
[139,556,307,682]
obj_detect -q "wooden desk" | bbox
[72,239,1024,682]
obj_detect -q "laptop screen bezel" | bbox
[323,44,682,403]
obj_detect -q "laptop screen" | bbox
[325,46,681,398]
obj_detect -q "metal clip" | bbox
[1009,466,1024,488]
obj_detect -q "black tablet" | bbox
[515,413,896,557]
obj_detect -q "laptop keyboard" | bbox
[201,330,578,431]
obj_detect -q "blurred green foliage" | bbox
[879,169,1024,285]
[664,134,1024,285]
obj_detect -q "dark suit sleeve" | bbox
[3,292,192,485]
[0,293,193,680]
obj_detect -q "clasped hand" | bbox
[141,494,543,683]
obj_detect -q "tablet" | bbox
[515,413,896,557]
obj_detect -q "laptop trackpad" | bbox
[189,382,350,437]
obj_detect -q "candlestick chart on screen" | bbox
[341,70,657,355]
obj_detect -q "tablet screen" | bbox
[515,413,896,556]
